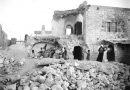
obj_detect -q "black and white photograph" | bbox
[0,0,130,90]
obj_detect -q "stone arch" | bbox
[31,40,62,51]
[30,38,63,58]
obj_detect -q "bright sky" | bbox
[0,0,130,40]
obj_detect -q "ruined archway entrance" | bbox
[74,22,82,35]
[73,46,83,60]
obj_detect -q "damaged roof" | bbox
[53,1,88,19]
[54,9,79,18]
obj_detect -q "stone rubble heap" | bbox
[0,53,25,75]
[18,60,130,90]
[0,53,4,67]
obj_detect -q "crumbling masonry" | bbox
[51,1,130,65]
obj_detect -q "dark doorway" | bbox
[73,46,83,60]
[74,22,82,35]
[116,43,130,65]
[107,44,115,61]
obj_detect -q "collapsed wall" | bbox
[1,59,130,90]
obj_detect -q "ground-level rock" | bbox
[1,59,130,90]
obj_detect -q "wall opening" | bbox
[73,46,83,60]
[107,44,115,61]
[65,25,73,35]
[74,22,82,35]
[116,43,130,65]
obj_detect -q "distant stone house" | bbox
[0,25,8,49]
[34,25,52,37]
[52,1,130,64]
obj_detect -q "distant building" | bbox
[34,30,42,37]
[0,24,8,49]
[10,38,17,45]
[34,25,52,37]
[41,30,52,36]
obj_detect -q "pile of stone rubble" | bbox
[17,60,130,90]
[0,53,25,75]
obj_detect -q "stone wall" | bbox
[52,14,81,36]
[52,19,65,36]
[85,5,130,50]
[0,25,8,49]
[51,2,130,62]
[85,5,130,61]
[58,35,87,60]
[52,8,85,36]
[64,15,77,35]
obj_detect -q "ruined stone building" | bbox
[0,24,8,49]
[51,1,130,65]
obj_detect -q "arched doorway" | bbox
[74,22,82,35]
[73,46,83,60]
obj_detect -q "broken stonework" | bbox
[0,54,25,75]
[0,58,130,90]
[1,59,127,90]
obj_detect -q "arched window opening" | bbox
[65,25,73,35]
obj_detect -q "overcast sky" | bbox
[0,0,130,40]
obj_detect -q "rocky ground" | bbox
[0,43,130,90]
[0,58,130,90]
[19,60,130,90]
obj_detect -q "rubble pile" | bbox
[0,53,4,67]
[18,60,130,90]
[0,54,25,75]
